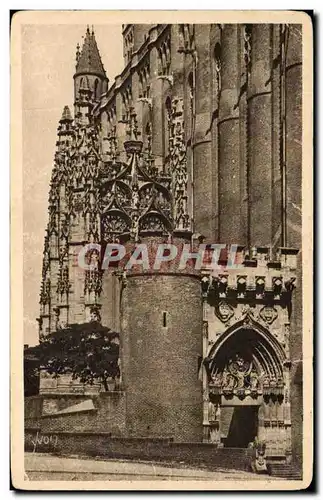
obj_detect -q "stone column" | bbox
[248,24,273,247]
[169,25,189,229]
[285,24,302,249]
[218,25,241,245]
[68,205,86,325]
[202,296,209,442]
[130,55,141,130]
[171,25,185,95]
[210,24,222,242]
[149,27,164,172]
[284,371,292,461]
[284,24,303,467]
[258,404,266,442]
[100,110,109,156]
[193,25,214,241]
[101,270,121,333]
[115,76,127,163]
[239,25,250,247]
[68,242,85,325]
[170,24,185,146]
[271,24,283,248]
[49,237,59,332]
[40,312,50,337]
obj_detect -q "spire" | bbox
[57,106,74,149]
[75,26,106,78]
[60,105,73,122]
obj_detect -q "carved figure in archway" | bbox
[210,372,222,388]
[250,370,259,391]
[207,324,285,400]
[222,369,236,390]
[208,400,216,422]
[211,352,262,394]
[90,305,101,323]
[228,354,252,389]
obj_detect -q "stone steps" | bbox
[268,463,302,480]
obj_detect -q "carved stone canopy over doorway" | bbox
[206,322,286,400]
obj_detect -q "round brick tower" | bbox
[120,235,203,442]
[99,101,204,442]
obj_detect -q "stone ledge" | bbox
[41,408,98,419]
[41,398,97,418]
[29,430,112,437]
[99,391,125,397]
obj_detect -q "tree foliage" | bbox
[26,322,120,392]
[24,349,40,397]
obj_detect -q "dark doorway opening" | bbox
[224,406,258,448]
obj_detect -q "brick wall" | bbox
[121,267,203,443]
[25,395,43,419]
[25,392,126,436]
[25,430,253,471]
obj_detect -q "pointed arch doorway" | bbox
[223,405,259,448]
[206,318,291,457]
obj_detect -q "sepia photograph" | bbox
[11,10,313,490]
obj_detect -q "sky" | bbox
[22,24,124,346]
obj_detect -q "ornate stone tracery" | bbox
[100,115,174,243]
[40,84,192,338]
[157,36,171,76]
[166,97,190,231]
[207,323,285,397]
[84,268,103,296]
[243,24,252,75]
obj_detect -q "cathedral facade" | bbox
[38,24,303,464]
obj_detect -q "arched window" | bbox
[188,72,194,99]
[165,96,172,119]
[187,72,194,144]
[213,42,222,93]
[145,122,152,156]
[78,77,84,98]
[163,97,172,171]
[94,79,100,100]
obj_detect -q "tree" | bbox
[24,347,40,397]
[29,322,120,392]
